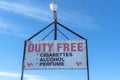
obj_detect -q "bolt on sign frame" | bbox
[21,7,90,80]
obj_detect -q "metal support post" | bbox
[54,11,57,40]
[85,39,90,80]
[21,40,27,80]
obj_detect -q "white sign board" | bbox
[24,40,87,69]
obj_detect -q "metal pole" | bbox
[21,40,27,80]
[85,39,90,80]
[54,11,57,40]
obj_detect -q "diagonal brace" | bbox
[57,22,85,39]
[27,21,54,41]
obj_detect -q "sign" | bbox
[24,40,87,69]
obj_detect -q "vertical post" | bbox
[54,11,57,40]
[85,39,90,80]
[50,2,58,40]
[21,40,27,80]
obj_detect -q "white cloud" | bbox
[59,12,102,31]
[0,1,52,22]
[0,71,70,80]
[0,72,19,78]
[0,71,47,80]
[0,1,53,38]
[0,1,102,38]
[0,17,29,38]
[0,1,102,31]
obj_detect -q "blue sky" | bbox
[0,0,120,80]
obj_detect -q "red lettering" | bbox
[27,63,33,67]
[57,43,62,52]
[71,43,76,52]
[64,43,69,52]
[35,44,40,52]
[78,43,83,51]
[42,43,47,52]
[28,43,34,52]
[76,62,82,66]
[27,42,83,53]
[48,43,53,52]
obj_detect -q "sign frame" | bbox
[21,18,90,80]
[24,40,87,70]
